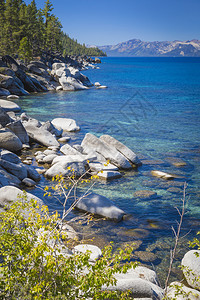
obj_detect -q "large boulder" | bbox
[0,107,11,127]
[114,266,159,285]
[102,278,163,299]
[6,120,29,144]
[166,281,200,299]
[58,76,75,91]
[23,123,59,147]
[81,133,132,170]
[51,118,80,132]
[0,88,10,96]
[66,76,88,90]
[181,250,200,290]
[45,161,86,178]
[0,185,44,208]
[100,135,141,166]
[60,144,82,156]
[0,149,21,164]
[73,244,102,262]
[76,192,125,221]
[25,165,41,182]
[0,166,21,187]
[0,74,14,89]
[0,158,27,180]
[40,120,63,137]
[0,99,21,112]
[0,128,22,152]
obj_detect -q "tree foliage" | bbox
[0,0,106,60]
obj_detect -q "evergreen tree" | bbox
[3,0,23,55]
[0,0,106,59]
[0,0,5,54]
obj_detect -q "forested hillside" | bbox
[0,0,106,60]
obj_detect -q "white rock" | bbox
[181,250,200,290]
[114,266,159,285]
[0,186,44,208]
[89,162,119,172]
[58,136,71,143]
[66,76,88,90]
[51,118,80,132]
[60,144,82,156]
[58,76,75,91]
[151,170,175,180]
[45,161,86,178]
[51,155,86,165]
[0,99,21,112]
[76,192,125,221]
[96,85,108,89]
[7,95,19,100]
[100,134,141,166]
[43,149,57,156]
[73,244,102,262]
[36,154,46,162]
[97,170,122,180]
[22,178,36,187]
[166,281,200,299]
[81,133,132,170]
[43,154,58,164]
[23,123,59,147]
[35,168,46,175]
[102,278,163,299]
[56,85,63,91]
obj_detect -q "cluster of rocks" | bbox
[0,99,141,221]
[0,53,103,96]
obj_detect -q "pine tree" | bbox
[4,0,23,55]
[0,0,5,54]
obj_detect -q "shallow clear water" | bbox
[17,57,200,285]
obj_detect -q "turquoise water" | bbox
[18,57,200,284]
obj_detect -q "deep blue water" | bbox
[17,57,200,283]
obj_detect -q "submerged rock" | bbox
[151,170,175,180]
[133,190,157,200]
[76,192,125,221]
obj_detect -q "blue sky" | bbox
[25,0,200,45]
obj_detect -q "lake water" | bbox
[17,57,200,285]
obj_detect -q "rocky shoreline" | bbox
[0,53,104,96]
[0,55,200,298]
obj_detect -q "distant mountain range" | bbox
[98,39,200,57]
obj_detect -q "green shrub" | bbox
[0,194,137,299]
